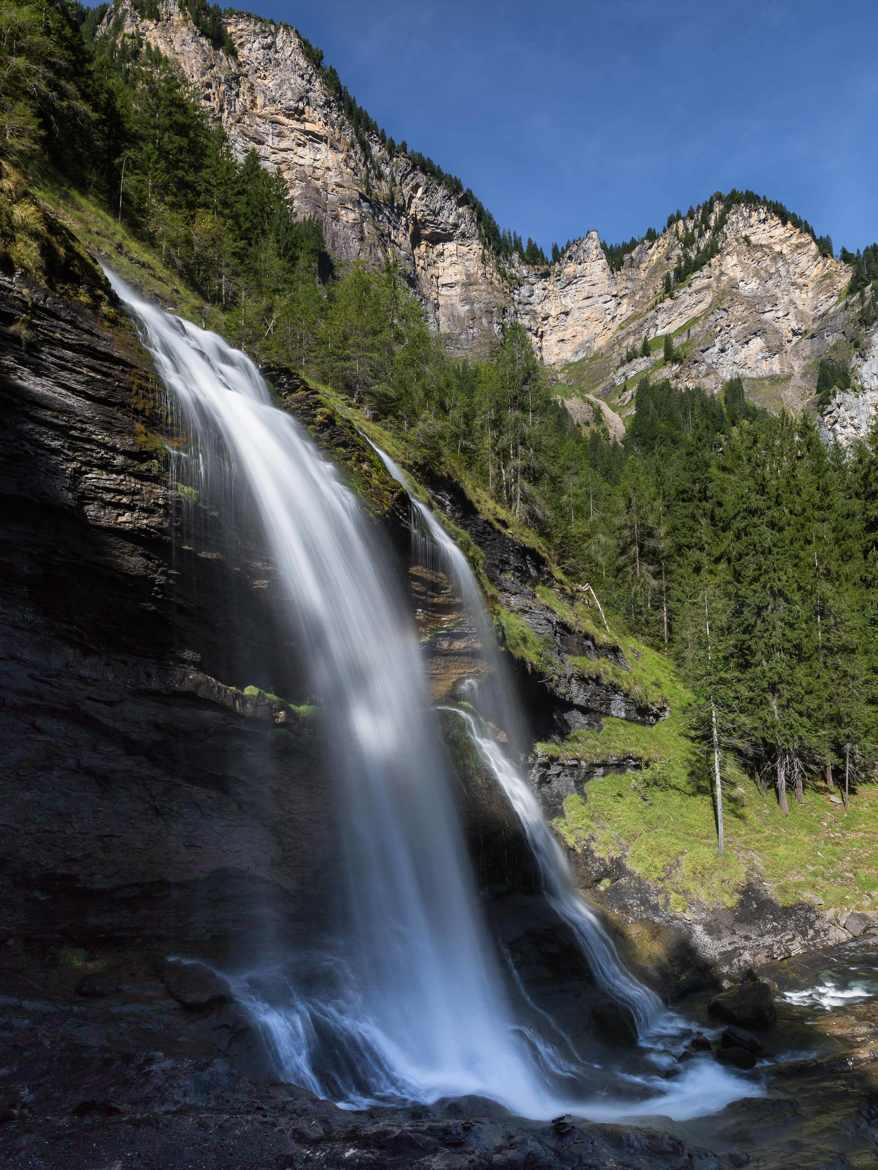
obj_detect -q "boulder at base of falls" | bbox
[708,974,776,1029]
[161,958,231,1009]
[591,997,638,1045]
[718,1025,764,1056]
[716,1044,757,1070]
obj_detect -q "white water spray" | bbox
[110,274,759,1120]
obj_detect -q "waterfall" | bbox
[366,440,663,1035]
[109,273,758,1121]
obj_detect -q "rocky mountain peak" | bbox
[103,0,516,352]
[103,0,863,424]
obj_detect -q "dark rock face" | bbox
[716,1044,757,1070]
[709,978,777,1030]
[0,277,336,959]
[160,956,231,1008]
[591,997,638,1046]
[530,750,642,818]
[719,1026,764,1055]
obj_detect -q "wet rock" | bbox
[76,972,122,998]
[591,997,638,1045]
[716,1045,757,1070]
[550,1113,574,1134]
[160,957,230,1009]
[708,977,776,1029]
[719,1026,764,1056]
[72,1099,123,1118]
[688,1032,712,1053]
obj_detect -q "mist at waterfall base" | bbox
[109,271,760,1123]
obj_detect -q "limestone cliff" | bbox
[820,321,878,446]
[103,1,867,429]
[520,203,851,413]
[104,0,514,352]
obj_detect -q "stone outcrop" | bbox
[517,204,850,408]
[820,321,878,446]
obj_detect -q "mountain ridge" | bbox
[101,0,877,438]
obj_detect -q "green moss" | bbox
[494,606,555,672]
[449,469,552,564]
[175,483,199,503]
[133,422,167,453]
[535,584,616,649]
[534,584,679,711]
[242,684,315,717]
[539,714,679,766]
[36,183,207,320]
[0,164,109,309]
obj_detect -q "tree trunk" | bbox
[844,744,850,810]
[711,701,724,854]
[776,754,789,815]
[794,758,804,804]
[825,762,834,790]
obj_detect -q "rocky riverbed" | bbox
[0,935,876,1168]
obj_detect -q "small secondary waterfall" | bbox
[367,441,663,1035]
[110,273,757,1121]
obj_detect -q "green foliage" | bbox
[602,235,645,272]
[556,768,878,912]
[839,243,878,328]
[815,356,853,408]
[0,0,101,172]
[129,0,235,53]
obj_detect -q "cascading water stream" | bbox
[109,272,759,1121]
[365,441,662,1035]
[106,270,564,1114]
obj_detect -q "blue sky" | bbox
[111,0,878,252]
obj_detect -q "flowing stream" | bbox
[109,272,758,1122]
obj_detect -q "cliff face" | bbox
[0,273,340,955]
[821,321,878,446]
[519,204,851,411]
[107,0,513,352]
[108,1,864,422]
